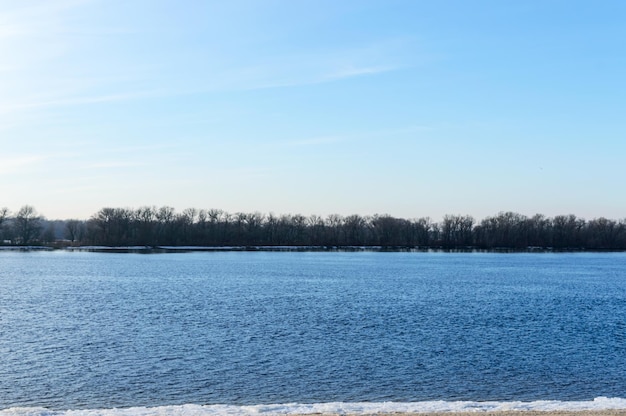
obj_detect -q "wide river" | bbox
[1,251,625,414]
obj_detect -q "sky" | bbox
[1,0,625,221]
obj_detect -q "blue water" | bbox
[1,251,625,411]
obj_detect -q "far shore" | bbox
[2,245,626,253]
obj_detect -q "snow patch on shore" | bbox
[3,398,626,415]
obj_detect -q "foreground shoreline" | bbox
[3,401,626,415]
[338,413,626,415]
[332,413,626,416]
[5,411,626,416]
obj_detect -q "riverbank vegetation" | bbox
[1,205,625,250]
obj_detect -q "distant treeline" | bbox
[1,205,626,250]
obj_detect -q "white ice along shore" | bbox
[2,398,626,416]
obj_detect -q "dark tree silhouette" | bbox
[3,205,626,251]
[0,207,9,241]
[14,205,43,245]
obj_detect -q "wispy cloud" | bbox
[0,91,155,115]
[323,65,398,81]
[213,166,276,180]
[79,161,148,170]
[2,0,414,118]
[0,0,145,118]
[0,0,94,36]
[281,125,433,149]
[237,64,400,92]
[227,42,409,92]
[284,136,347,147]
[363,125,435,137]
[92,143,180,156]
[0,154,48,175]
[41,184,101,196]
[0,61,399,117]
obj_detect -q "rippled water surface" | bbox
[1,251,625,410]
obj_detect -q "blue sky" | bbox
[1,0,625,220]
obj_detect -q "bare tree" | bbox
[0,207,8,225]
[65,219,85,244]
[552,214,585,249]
[21,203,626,250]
[14,205,43,245]
[441,214,474,248]
[587,217,623,249]
[326,214,343,246]
[0,207,9,242]
[307,215,326,246]
[156,206,177,244]
[135,206,156,245]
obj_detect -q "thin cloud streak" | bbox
[230,39,414,91]
[323,65,398,81]
[281,125,434,149]
[285,136,346,147]
[2,1,412,119]
[213,166,277,180]
[0,154,48,175]
[0,91,158,115]
[1,1,418,127]
[0,0,93,35]
[78,161,148,170]
[93,143,181,155]
[0,63,399,117]
[241,65,400,92]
